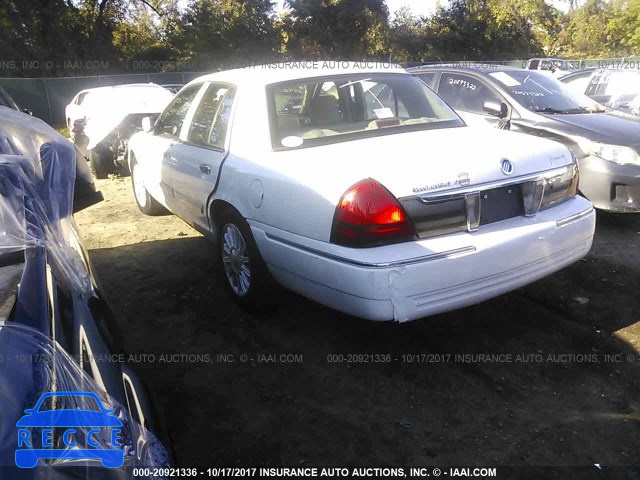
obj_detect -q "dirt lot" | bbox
[76,176,640,468]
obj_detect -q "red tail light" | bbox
[330,179,416,247]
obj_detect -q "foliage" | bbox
[0,0,638,77]
[282,0,389,59]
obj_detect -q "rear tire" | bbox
[216,210,277,313]
[89,144,115,179]
[131,160,168,216]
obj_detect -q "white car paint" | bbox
[65,84,174,150]
[128,62,595,322]
[65,89,90,128]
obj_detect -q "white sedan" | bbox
[127,63,596,322]
[67,84,174,177]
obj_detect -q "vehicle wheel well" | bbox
[210,200,242,230]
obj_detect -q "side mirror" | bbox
[483,101,509,119]
[141,116,153,133]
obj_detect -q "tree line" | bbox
[0,0,638,77]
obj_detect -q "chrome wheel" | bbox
[221,223,251,296]
[132,163,147,208]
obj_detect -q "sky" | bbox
[274,0,569,17]
[275,0,439,17]
[177,1,568,18]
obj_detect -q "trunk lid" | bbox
[268,125,573,203]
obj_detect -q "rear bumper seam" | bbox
[264,233,476,268]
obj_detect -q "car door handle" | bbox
[199,164,211,175]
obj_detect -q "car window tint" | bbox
[438,73,499,114]
[156,84,202,137]
[490,70,600,112]
[188,84,235,148]
[269,73,462,150]
[362,82,410,119]
[564,72,592,94]
[592,73,609,96]
[209,88,235,148]
[415,72,436,87]
[76,92,88,105]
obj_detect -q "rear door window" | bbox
[414,72,437,87]
[437,73,500,114]
[187,84,236,149]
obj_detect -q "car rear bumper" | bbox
[252,196,595,322]
[579,155,640,212]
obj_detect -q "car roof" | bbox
[558,67,597,79]
[187,61,407,88]
[81,83,167,95]
[407,65,522,76]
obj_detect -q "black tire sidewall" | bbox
[90,145,114,179]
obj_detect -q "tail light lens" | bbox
[330,179,416,247]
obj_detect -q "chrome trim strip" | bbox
[265,233,476,268]
[556,207,594,227]
[414,166,569,203]
[465,192,481,231]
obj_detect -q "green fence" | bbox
[0,72,204,127]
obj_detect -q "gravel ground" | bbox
[76,176,640,469]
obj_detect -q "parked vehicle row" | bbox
[560,68,640,117]
[525,57,577,77]
[68,83,174,179]
[408,65,640,212]
[1,60,636,473]
[0,106,171,476]
[56,62,639,323]
[126,63,596,322]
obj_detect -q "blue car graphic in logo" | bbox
[15,391,124,468]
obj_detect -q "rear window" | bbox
[268,73,463,150]
[596,71,640,97]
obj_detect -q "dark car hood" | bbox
[533,111,640,150]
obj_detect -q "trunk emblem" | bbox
[501,158,514,175]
